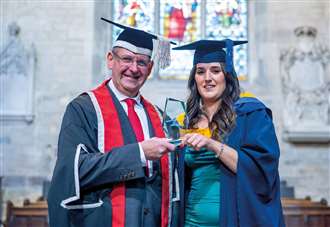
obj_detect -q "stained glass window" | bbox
[112,0,155,39]
[206,0,248,80]
[159,0,201,79]
[112,0,248,80]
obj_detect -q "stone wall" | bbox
[0,0,329,221]
[245,0,330,202]
[0,1,94,214]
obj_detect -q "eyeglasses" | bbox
[112,51,151,68]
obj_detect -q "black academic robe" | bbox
[47,81,178,227]
[180,97,285,227]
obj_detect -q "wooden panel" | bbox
[284,215,305,227]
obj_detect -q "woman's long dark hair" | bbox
[185,62,240,141]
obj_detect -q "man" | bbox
[47,18,179,227]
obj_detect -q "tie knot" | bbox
[124,98,136,108]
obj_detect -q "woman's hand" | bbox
[182,133,211,151]
[182,133,238,173]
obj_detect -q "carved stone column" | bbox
[280,26,330,142]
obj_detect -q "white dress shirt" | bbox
[108,80,152,176]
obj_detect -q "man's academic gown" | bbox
[47,81,179,227]
[180,97,285,227]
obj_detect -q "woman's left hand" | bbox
[182,133,211,151]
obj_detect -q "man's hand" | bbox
[140,137,176,160]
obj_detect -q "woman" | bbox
[174,39,285,227]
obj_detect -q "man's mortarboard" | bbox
[173,39,248,74]
[101,17,174,69]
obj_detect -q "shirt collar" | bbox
[108,79,142,105]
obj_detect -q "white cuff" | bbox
[138,142,147,167]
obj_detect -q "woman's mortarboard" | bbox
[101,17,175,69]
[173,39,248,74]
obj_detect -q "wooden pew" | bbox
[5,199,48,227]
[282,197,330,227]
[4,196,330,227]
[23,198,48,209]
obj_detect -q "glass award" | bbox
[162,97,187,147]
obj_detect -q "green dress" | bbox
[184,128,221,227]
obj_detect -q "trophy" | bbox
[162,98,208,152]
[161,97,187,147]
